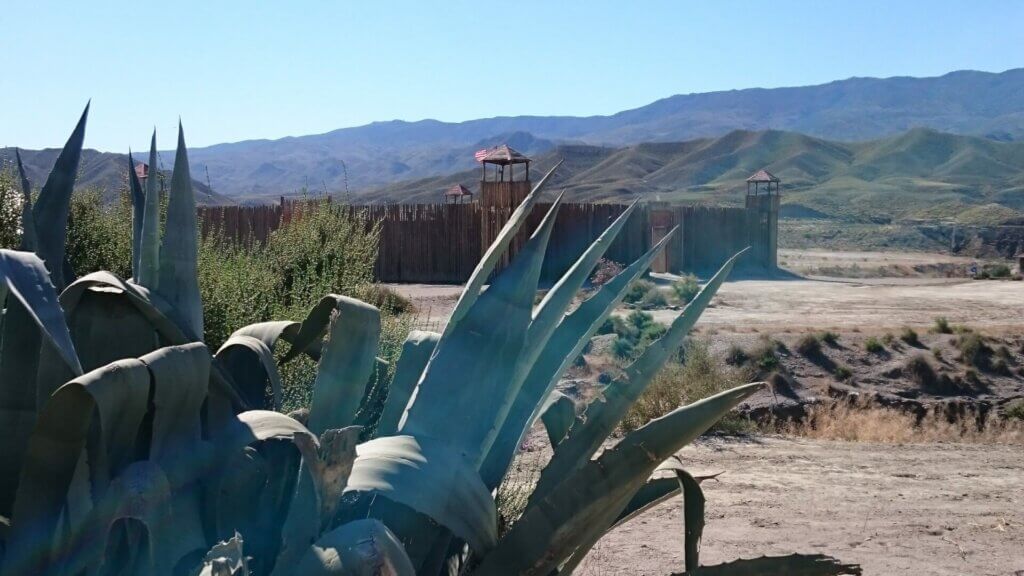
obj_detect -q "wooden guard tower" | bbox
[479,145,531,208]
[745,169,780,269]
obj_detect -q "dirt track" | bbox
[579,436,1024,576]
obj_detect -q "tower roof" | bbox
[479,144,530,165]
[746,169,779,183]
[445,184,473,197]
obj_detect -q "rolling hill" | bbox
[363,128,1024,225]
[0,148,234,206]
[177,68,1024,198]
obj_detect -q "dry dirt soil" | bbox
[384,250,1023,575]
[578,436,1023,576]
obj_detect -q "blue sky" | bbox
[3,1,1023,151]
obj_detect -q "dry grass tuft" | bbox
[782,401,1024,445]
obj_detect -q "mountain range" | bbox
[363,128,1024,224]
[4,67,1024,219]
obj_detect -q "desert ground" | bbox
[386,249,1023,575]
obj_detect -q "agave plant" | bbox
[0,106,762,576]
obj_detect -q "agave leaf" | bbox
[473,383,764,576]
[14,150,37,251]
[137,131,161,287]
[479,230,676,489]
[375,331,439,438]
[401,197,562,467]
[529,248,746,504]
[279,294,374,365]
[127,150,145,279]
[156,123,203,339]
[293,519,414,576]
[539,391,577,448]
[230,321,301,354]
[0,250,83,515]
[2,356,150,576]
[344,435,497,555]
[306,296,381,435]
[443,160,561,337]
[31,103,88,291]
[216,335,284,411]
[194,533,249,576]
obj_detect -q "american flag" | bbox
[474,148,489,162]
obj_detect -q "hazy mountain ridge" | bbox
[363,128,1024,225]
[0,147,234,206]
[179,68,1024,198]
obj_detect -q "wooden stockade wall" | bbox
[197,200,776,284]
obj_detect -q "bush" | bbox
[881,332,896,346]
[623,279,656,304]
[1006,400,1024,421]
[0,167,25,249]
[833,365,852,380]
[671,274,700,304]
[620,339,746,433]
[66,189,134,278]
[796,333,821,356]
[750,337,780,372]
[820,331,840,346]
[590,258,623,287]
[932,347,943,360]
[900,326,920,346]
[956,332,989,368]
[931,316,952,334]
[986,263,1012,278]
[864,337,884,353]
[604,310,667,360]
[905,355,938,388]
[612,337,635,359]
[724,344,749,366]
[639,286,668,309]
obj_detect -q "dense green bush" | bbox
[622,278,656,304]
[0,168,24,249]
[671,274,700,304]
[66,189,134,278]
[931,316,952,334]
[864,336,884,353]
[607,310,668,359]
[900,326,920,346]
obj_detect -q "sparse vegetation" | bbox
[820,330,840,346]
[671,273,700,304]
[864,336,884,353]
[931,316,952,334]
[833,365,852,380]
[605,310,668,360]
[622,278,657,304]
[590,257,623,287]
[796,333,822,356]
[956,331,990,368]
[899,326,920,346]
[905,354,938,388]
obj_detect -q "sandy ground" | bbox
[385,276,1023,334]
[778,248,979,276]
[578,436,1024,576]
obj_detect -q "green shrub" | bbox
[750,337,780,372]
[833,365,852,380]
[900,326,920,346]
[1005,400,1024,421]
[820,331,840,346]
[796,333,821,356]
[66,189,133,278]
[623,279,656,304]
[639,286,668,308]
[931,347,943,360]
[905,355,938,388]
[0,167,24,249]
[985,263,1012,278]
[724,344,749,366]
[931,316,952,334]
[671,274,700,304]
[612,336,635,359]
[956,332,989,368]
[881,332,896,346]
[864,337,884,353]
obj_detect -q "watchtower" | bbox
[478,145,531,209]
[745,169,781,269]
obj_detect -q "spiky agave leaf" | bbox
[137,131,161,287]
[399,196,562,467]
[293,519,414,576]
[538,390,577,448]
[14,150,37,251]
[442,160,562,338]
[373,330,439,438]
[479,229,677,489]
[0,250,82,516]
[473,382,765,576]
[156,123,203,339]
[528,248,747,505]
[127,150,145,279]
[216,335,284,411]
[31,103,88,291]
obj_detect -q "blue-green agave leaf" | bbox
[306,296,381,435]
[127,150,145,279]
[294,519,414,576]
[344,435,497,554]
[14,150,37,252]
[400,196,562,467]
[31,103,88,291]
[374,330,439,438]
[443,160,561,338]
[539,390,577,448]
[473,382,764,576]
[530,248,746,504]
[137,131,161,287]
[216,335,284,411]
[156,123,203,340]
[479,229,676,489]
